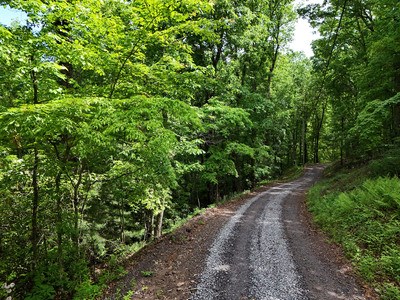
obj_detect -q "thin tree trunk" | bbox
[301,119,308,165]
[120,196,125,244]
[314,103,327,163]
[155,209,164,239]
[55,172,63,270]
[340,117,344,165]
[266,0,283,98]
[31,63,38,105]
[144,210,154,241]
[108,13,161,99]
[31,147,39,269]
[72,166,83,250]
[314,134,320,163]
[212,32,225,72]
[30,62,40,269]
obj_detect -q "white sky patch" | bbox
[0,6,27,26]
[1,1,323,58]
[289,0,324,57]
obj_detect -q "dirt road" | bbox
[191,165,366,300]
[103,165,372,300]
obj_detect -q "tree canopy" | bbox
[0,0,399,298]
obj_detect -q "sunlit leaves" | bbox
[0,0,305,297]
[202,99,252,139]
[308,0,400,159]
[350,93,400,154]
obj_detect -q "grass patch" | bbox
[140,270,154,278]
[163,206,207,235]
[280,165,305,181]
[258,165,305,186]
[308,164,400,299]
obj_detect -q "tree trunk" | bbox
[266,0,283,98]
[120,196,125,244]
[212,32,225,72]
[155,209,164,239]
[30,60,40,269]
[301,119,308,165]
[31,147,39,269]
[314,134,320,163]
[313,103,327,163]
[144,210,154,241]
[72,166,83,250]
[30,63,38,105]
[55,172,63,270]
[340,117,344,165]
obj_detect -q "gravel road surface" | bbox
[192,165,366,300]
[103,165,372,300]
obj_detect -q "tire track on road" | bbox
[192,166,366,300]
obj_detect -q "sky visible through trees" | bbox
[0,1,321,57]
[0,0,399,298]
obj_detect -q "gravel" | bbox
[192,166,365,300]
[190,191,262,299]
[249,184,304,300]
[104,165,373,300]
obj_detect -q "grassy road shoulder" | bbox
[307,155,400,299]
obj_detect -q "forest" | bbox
[0,0,399,298]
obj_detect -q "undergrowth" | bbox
[308,157,400,299]
[95,165,308,298]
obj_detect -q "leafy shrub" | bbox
[73,280,101,300]
[380,248,400,282]
[369,149,400,177]
[381,283,400,300]
[358,254,376,281]
[25,278,55,300]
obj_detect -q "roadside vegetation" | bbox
[0,0,399,298]
[308,151,400,300]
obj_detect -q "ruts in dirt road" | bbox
[192,166,366,300]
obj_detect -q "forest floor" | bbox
[102,165,377,300]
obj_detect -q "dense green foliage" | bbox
[0,0,305,298]
[308,160,400,299]
[0,0,399,298]
[304,1,400,297]
[300,0,400,161]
